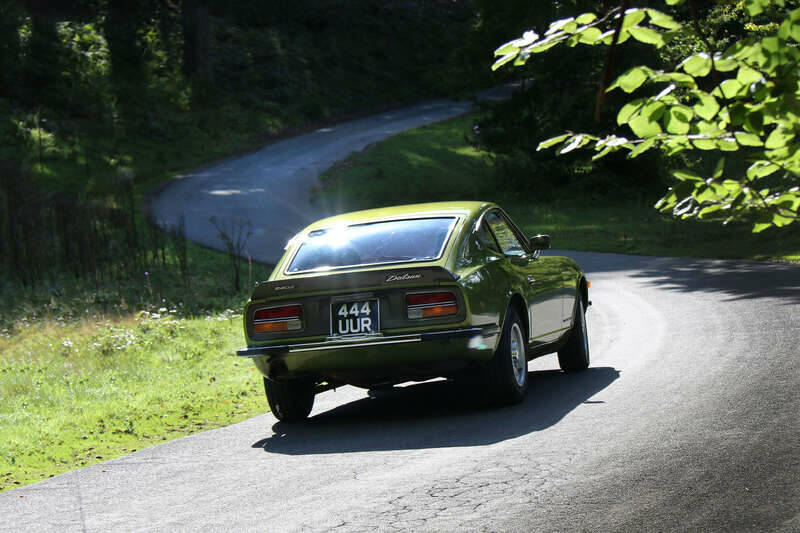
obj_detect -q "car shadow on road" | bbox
[252,366,619,455]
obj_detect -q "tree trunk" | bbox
[182,0,213,85]
[0,2,23,98]
[106,0,143,88]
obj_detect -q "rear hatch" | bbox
[246,266,466,343]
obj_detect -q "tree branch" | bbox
[595,0,630,121]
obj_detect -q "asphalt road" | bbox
[149,86,514,264]
[4,94,799,531]
[3,251,799,532]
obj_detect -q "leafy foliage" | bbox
[493,0,800,231]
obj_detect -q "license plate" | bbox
[331,299,379,336]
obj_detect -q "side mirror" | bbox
[529,234,551,250]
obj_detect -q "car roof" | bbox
[301,201,495,233]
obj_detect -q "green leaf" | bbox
[546,17,576,36]
[577,27,603,44]
[665,0,685,5]
[613,66,650,93]
[645,9,682,30]
[745,111,764,134]
[622,10,647,29]
[663,136,691,155]
[725,103,747,127]
[642,101,666,119]
[529,39,561,54]
[494,40,520,57]
[692,92,720,121]
[650,71,696,86]
[778,18,792,41]
[492,52,517,71]
[628,26,665,47]
[617,99,646,125]
[682,54,712,77]
[628,115,662,137]
[790,11,800,42]
[765,127,794,149]
[597,29,615,45]
[673,169,703,181]
[576,13,598,24]
[753,222,772,233]
[698,204,724,218]
[665,105,693,134]
[747,160,780,179]
[776,192,800,210]
[537,134,570,151]
[713,157,726,179]
[713,55,738,72]
[722,180,743,194]
[744,0,765,17]
[712,79,744,99]
[716,137,739,151]
[559,134,589,154]
[694,185,717,203]
[760,36,780,54]
[592,147,614,160]
[692,137,718,150]
[734,131,764,146]
[628,137,657,158]
[772,213,795,227]
[736,65,763,85]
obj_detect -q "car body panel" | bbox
[237,201,586,388]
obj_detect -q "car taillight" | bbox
[253,305,303,334]
[406,292,458,319]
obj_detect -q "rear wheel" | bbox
[263,377,315,422]
[487,308,528,405]
[558,299,590,372]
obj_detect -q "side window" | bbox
[476,222,501,253]
[485,212,526,257]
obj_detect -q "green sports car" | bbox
[237,201,590,421]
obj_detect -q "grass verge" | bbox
[312,113,800,262]
[0,240,273,493]
[0,312,264,492]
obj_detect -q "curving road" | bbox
[3,98,800,532]
[149,86,515,264]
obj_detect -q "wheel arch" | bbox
[579,276,589,308]
[507,292,529,341]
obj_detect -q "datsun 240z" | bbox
[237,202,590,421]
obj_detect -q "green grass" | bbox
[0,311,265,492]
[0,238,276,493]
[313,113,800,262]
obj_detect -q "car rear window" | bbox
[287,217,457,274]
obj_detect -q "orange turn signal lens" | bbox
[254,321,290,334]
[253,305,303,334]
[420,304,459,318]
[407,292,458,319]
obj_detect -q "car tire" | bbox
[487,308,528,405]
[558,298,590,373]
[263,377,315,422]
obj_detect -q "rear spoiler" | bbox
[252,266,459,300]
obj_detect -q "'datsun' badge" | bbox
[385,273,422,283]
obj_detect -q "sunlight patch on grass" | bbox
[0,310,264,492]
